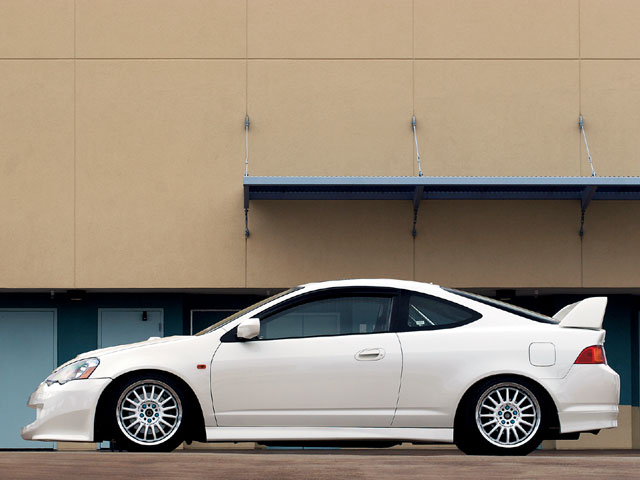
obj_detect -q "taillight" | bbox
[574,345,606,364]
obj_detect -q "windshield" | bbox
[195,287,301,335]
[444,288,558,324]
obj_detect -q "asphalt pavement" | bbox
[1,449,639,479]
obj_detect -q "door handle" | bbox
[355,348,385,361]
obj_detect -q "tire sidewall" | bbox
[456,377,548,456]
[108,372,188,452]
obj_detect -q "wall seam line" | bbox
[73,0,77,288]
[579,0,584,288]
[412,0,417,281]
[6,57,640,61]
[244,0,249,289]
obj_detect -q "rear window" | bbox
[444,288,559,325]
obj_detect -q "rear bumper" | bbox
[546,364,619,434]
[21,378,111,442]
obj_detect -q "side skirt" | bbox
[205,427,453,444]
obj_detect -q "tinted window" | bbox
[259,296,393,340]
[443,288,558,324]
[406,294,480,330]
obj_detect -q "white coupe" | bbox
[22,279,619,455]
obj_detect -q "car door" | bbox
[392,290,483,428]
[210,288,402,427]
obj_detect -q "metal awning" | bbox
[242,176,640,237]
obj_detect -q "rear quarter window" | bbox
[403,293,481,331]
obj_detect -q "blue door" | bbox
[99,309,163,348]
[0,310,56,448]
[97,309,163,450]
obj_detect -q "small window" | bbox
[259,296,393,340]
[405,294,480,330]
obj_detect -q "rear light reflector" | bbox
[574,345,606,364]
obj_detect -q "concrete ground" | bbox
[1,450,640,480]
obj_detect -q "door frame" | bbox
[97,308,164,348]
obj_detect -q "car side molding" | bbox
[205,426,454,444]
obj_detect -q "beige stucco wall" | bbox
[0,60,75,288]
[247,200,414,287]
[75,60,246,288]
[415,201,583,288]
[414,60,580,177]
[1,0,640,289]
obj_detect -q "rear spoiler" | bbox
[553,297,608,330]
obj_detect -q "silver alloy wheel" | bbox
[116,380,183,445]
[475,382,541,448]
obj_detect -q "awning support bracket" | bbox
[244,185,250,238]
[412,186,424,237]
[579,185,597,237]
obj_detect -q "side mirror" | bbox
[237,317,260,340]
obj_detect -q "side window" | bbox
[406,293,480,330]
[259,296,393,340]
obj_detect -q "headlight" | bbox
[45,358,100,385]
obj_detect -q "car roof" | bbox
[298,278,442,294]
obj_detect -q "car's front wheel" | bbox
[455,378,547,456]
[110,374,187,452]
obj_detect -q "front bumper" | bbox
[546,364,620,434]
[21,378,112,442]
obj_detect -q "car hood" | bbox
[70,335,190,363]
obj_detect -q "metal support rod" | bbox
[579,115,596,177]
[244,115,250,177]
[412,116,423,177]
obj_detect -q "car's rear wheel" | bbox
[111,373,187,452]
[455,378,547,456]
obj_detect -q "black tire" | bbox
[107,372,188,452]
[454,377,548,456]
